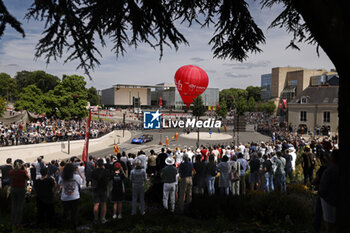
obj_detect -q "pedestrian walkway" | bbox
[0,130,131,164]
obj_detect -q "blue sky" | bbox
[0,0,334,90]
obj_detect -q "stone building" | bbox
[287,85,338,135]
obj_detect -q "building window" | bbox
[300,111,307,121]
[300,96,307,104]
[324,112,330,123]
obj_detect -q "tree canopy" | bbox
[0,96,6,117]
[0,72,17,101]
[15,70,60,93]
[15,84,46,114]
[87,87,100,106]
[216,98,228,118]
[45,75,88,119]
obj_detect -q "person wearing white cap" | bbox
[161,157,177,212]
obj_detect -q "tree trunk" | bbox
[292,0,350,231]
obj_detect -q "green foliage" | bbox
[216,98,228,118]
[246,86,261,102]
[247,96,256,112]
[235,96,248,115]
[0,72,17,101]
[15,85,47,114]
[15,70,59,93]
[45,75,88,119]
[257,101,276,114]
[189,191,314,228]
[0,97,5,117]
[192,95,206,118]
[87,87,100,106]
[219,87,260,114]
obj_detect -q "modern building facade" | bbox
[101,84,153,107]
[261,73,272,101]
[288,85,338,135]
[101,83,219,109]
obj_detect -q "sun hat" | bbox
[165,157,175,166]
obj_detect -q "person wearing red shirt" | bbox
[200,146,208,162]
[9,159,29,227]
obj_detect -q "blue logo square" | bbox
[143,110,161,129]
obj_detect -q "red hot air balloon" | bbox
[174,65,209,108]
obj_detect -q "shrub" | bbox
[188,191,314,227]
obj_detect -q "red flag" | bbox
[279,103,283,111]
[159,97,163,107]
[81,109,92,162]
[282,99,287,109]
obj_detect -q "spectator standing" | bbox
[130,159,147,215]
[161,157,177,212]
[33,156,45,180]
[283,149,293,183]
[212,146,220,162]
[137,151,148,170]
[229,155,240,195]
[205,155,217,196]
[47,160,59,182]
[91,159,110,224]
[237,153,249,195]
[147,150,157,177]
[263,154,274,192]
[33,167,57,227]
[58,163,82,229]
[217,155,231,196]
[200,146,208,162]
[193,154,206,195]
[174,148,183,167]
[249,154,261,190]
[275,152,286,192]
[9,159,29,227]
[111,162,126,219]
[85,156,95,187]
[156,148,168,175]
[301,146,316,186]
[178,154,194,212]
[1,158,13,192]
[77,162,86,188]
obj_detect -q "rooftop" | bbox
[290,86,338,105]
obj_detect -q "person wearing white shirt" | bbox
[288,147,297,171]
[238,143,245,154]
[186,148,194,162]
[137,151,148,170]
[58,163,82,228]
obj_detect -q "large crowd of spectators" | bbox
[0,118,142,147]
[0,134,338,231]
